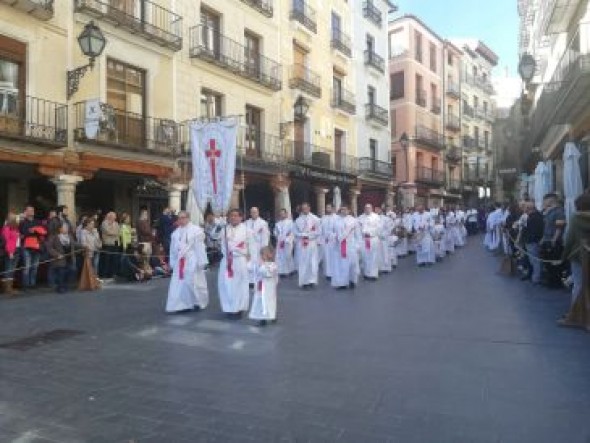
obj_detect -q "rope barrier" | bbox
[502,229,578,265]
[0,248,85,278]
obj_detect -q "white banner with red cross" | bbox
[190,119,238,215]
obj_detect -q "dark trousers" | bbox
[101,245,121,278]
[54,266,74,292]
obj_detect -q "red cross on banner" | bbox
[206,139,222,194]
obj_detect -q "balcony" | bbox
[431,98,441,115]
[446,82,460,98]
[358,157,392,178]
[446,147,462,165]
[289,64,321,98]
[331,29,352,57]
[189,25,282,91]
[291,142,357,175]
[363,0,382,27]
[446,114,461,131]
[415,125,444,150]
[463,104,474,119]
[474,106,486,120]
[236,128,291,171]
[74,0,183,51]
[74,101,180,155]
[239,0,273,17]
[540,0,586,34]
[0,95,67,146]
[415,166,445,185]
[415,90,426,107]
[290,0,317,34]
[485,110,495,123]
[364,50,385,73]
[331,88,356,115]
[464,169,487,184]
[463,135,475,149]
[448,179,462,191]
[365,103,389,127]
[1,0,54,20]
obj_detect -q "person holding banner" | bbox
[294,203,321,290]
[218,209,250,317]
[165,211,209,314]
[331,205,360,290]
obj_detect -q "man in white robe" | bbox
[484,204,503,251]
[274,208,295,277]
[245,207,270,285]
[414,206,436,266]
[320,204,338,280]
[403,209,416,253]
[358,204,381,280]
[375,206,393,273]
[294,202,321,289]
[166,211,209,313]
[218,209,250,318]
[331,205,360,289]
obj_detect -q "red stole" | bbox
[365,235,371,250]
[178,257,185,280]
[340,239,347,258]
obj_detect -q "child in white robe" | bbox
[388,234,399,268]
[249,246,279,326]
[431,217,446,261]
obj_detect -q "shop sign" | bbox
[291,166,357,185]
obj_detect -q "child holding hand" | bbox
[249,246,279,326]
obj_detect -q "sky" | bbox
[392,0,520,76]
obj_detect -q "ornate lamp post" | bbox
[67,21,107,99]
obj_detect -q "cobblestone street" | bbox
[1,239,589,443]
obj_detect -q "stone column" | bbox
[314,187,329,216]
[230,183,245,211]
[168,183,187,213]
[51,174,83,221]
[271,174,291,218]
[349,187,361,216]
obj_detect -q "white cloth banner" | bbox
[563,142,584,229]
[84,99,102,139]
[191,119,239,215]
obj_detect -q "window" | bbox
[447,53,453,66]
[200,89,222,117]
[429,43,436,72]
[369,138,377,160]
[474,126,479,143]
[244,31,260,76]
[390,71,404,99]
[484,130,489,149]
[200,8,220,52]
[391,154,397,175]
[331,12,341,40]
[415,31,422,62]
[0,35,26,136]
[391,109,397,137]
[483,101,488,114]
[368,86,376,105]
[333,75,342,102]
[0,57,21,116]
[431,157,438,171]
[366,34,375,53]
[430,83,437,108]
[473,96,479,108]
[245,105,262,155]
[107,59,145,115]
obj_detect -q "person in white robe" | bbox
[249,246,279,325]
[431,216,447,261]
[320,205,338,280]
[442,210,456,254]
[484,204,503,251]
[450,206,465,247]
[392,212,408,257]
[274,208,295,276]
[414,206,436,266]
[358,204,381,280]
[456,206,468,240]
[376,206,393,273]
[245,207,270,285]
[331,205,360,289]
[294,203,321,289]
[404,209,417,253]
[218,209,250,318]
[166,211,209,313]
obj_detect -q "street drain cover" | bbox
[0,329,85,351]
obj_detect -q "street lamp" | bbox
[67,21,107,99]
[518,53,536,84]
[280,96,310,139]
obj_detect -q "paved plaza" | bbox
[1,240,590,443]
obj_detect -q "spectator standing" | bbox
[100,211,121,278]
[136,208,153,256]
[45,223,79,293]
[1,213,20,294]
[541,193,567,287]
[521,202,544,284]
[19,205,46,290]
[157,207,174,256]
[80,218,102,276]
[119,213,133,252]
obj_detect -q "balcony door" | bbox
[0,35,25,138]
[244,32,260,78]
[367,86,375,106]
[334,129,344,171]
[369,138,377,172]
[331,12,341,41]
[245,105,262,157]
[106,58,146,147]
[200,8,220,56]
[333,76,342,104]
[294,44,307,81]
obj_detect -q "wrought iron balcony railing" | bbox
[446,82,460,98]
[463,135,475,149]
[431,99,441,115]
[463,103,474,118]
[4,0,54,20]
[415,166,445,185]
[448,179,462,191]
[290,141,357,175]
[74,0,183,50]
[74,101,181,155]
[358,157,392,178]
[446,147,462,164]
[331,29,352,57]
[289,64,321,98]
[236,128,292,169]
[365,103,389,126]
[0,95,67,145]
[331,89,356,115]
[415,125,444,150]
[363,0,382,27]
[364,49,385,73]
[239,0,273,17]
[290,0,317,33]
[446,114,461,131]
[415,89,426,107]
[189,25,282,91]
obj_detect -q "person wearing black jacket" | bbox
[521,202,544,284]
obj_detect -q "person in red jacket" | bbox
[1,212,20,294]
[19,205,46,290]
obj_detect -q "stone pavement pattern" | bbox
[1,240,590,443]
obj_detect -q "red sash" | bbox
[279,241,285,249]
[341,239,347,258]
[302,237,309,247]
[227,241,245,279]
[365,235,371,251]
[257,280,263,292]
[178,257,185,280]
